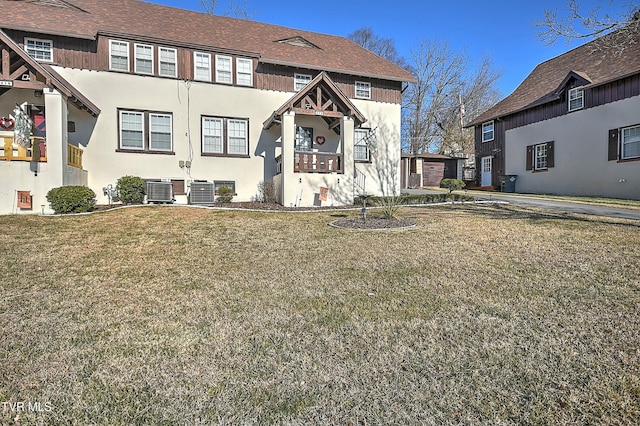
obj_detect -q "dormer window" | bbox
[355,81,371,99]
[568,87,584,111]
[25,38,53,62]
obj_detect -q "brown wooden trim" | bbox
[617,157,640,163]
[201,153,250,158]
[115,149,175,155]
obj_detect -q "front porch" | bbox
[275,151,343,174]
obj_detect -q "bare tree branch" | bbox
[200,0,253,19]
[535,0,640,54]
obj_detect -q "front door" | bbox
[481,156,492,187]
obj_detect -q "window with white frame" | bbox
[194,52,211,81]
[118,110,173,152]
[134,43,154,74]
[25,38,53,62]
[534,143,547,170]
[294,73,312,91]
[354,129,370,161]
[236,58,253,86]
[568,87,584,111]
[355,81,371,99]
[482,121,494,142]
[622,125,640,160]
[109,40,129,71]
[201,116,249,156]
[216,55,232,84]
[159,47,177,77]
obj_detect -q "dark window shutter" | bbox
[526,145,533,171]
[608,129,619,161]
[546,141,555,168]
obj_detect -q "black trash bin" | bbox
[501,175,517,192]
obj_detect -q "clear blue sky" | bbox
[147,0,629,97]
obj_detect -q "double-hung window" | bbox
[25,38,53,62]
[194,52,212,81]
[355,81,371,99]
[482,121,494,142]
[526,141,554,171]
[109,40,130,72]
[294,73,312,91]
[534,144,547,170]
[119,110,173,153]
[159,47,177,78]
[354,129,370,162]
[216,55,232,84]
[202,116,249,156]
[568,87,584,111]
[236,58,253,86]
[621,125,640,160]
[134,43,153,74]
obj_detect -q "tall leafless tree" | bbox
[535,0,640,54]
[402,40,501,155]
[348,27,408,69]
[200,0,253,19]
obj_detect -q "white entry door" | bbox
[481,156,492,187]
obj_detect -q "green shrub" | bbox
[116,175,145,204]
[46,186,96,214]
[373,194,407,220]
[216,185,234,203]
[440,178,466,193]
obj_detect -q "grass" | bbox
[1,204,639,425]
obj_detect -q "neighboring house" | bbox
[469,30,640,199]
[400,153,467,189]
[0,0,414,214]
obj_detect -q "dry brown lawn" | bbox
[0,204,639,425]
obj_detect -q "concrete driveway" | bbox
[403,188,640,221]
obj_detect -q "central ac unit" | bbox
[146,181,174,203]
[189,181,215,204]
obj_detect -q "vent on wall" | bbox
[146,181,174,203]
[189,181,215,205]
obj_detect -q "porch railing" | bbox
[276,152,343,174]
[67,144,83,169]
[0,136,47,162]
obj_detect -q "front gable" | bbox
[263,72,366,133]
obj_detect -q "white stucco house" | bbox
[469,28,640,200]
[0,0,414,214]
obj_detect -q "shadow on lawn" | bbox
[449,203,640,228]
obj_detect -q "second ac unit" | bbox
[146,181,174,203]
[189,181,215,204]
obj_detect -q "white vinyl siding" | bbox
[236,58,253,86]
[482,121,494,142]
[294,73,312,91]
[216,55,232,84]
[159,47,177,77]
[355,81,371,99]
[134,43,153,74]
[194,52,212,81]
[24,38,53,62]
[568,87,584,111]
[109,40,129,72]
[622,125,640,160]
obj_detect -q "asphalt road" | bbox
[404,189,640,221]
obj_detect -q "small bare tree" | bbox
[535,0,640,54]
[200,0,253,19]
